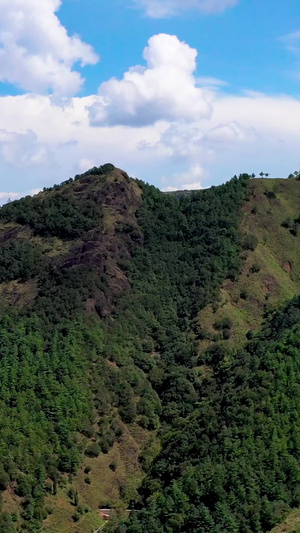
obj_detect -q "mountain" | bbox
[197,177,300,352]
[0,165,300,532]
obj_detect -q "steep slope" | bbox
[197,177,300,352]
[0,164,142,313]
[0,166,250,532]
[270,509,300,533]
[120,296,300,533]
[2,168,300,533]
[0,165,156,533]
[0,165,154,533]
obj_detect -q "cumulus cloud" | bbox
[134,0,239,18]
[0,0,99,95]
[142,120,256,163]
[88,34,212,126]
[163,164,204,191]
[204,121,257,145]
[0,188,42,206]
[0,129,51,167]
[0,192,20,203]
[0,35,300,195]
[78,158,98,173]
[145,123,205,159]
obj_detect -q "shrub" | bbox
[214,317,233,331]
[72,513,80,522]
[100,439,111,454]
[282,218,293,229]
[0,471,10,491]
[290,223,299,237]
[119,401,136,423]
[240,289,249,300]
[44,482,52,493]
[242,233,259,251]
[197,329,209,340]
[250,263,261,273]
[111,421,123,438]
[81,423,95,439]
[85,443,101,458]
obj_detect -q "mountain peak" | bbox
[0,163,143,312]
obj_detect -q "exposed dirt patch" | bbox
[60,169,143,316]
[86,298,97,313]
[0,225,22,242]
[0,278,38,307]
[261,275,279,296]
[107,360,120,370]
[283,261,292,276]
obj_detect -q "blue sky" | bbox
[58,0,300,97]
[0,0,300,201]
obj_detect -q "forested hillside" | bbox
[197,177,300,353]
[120,296,300,532]
[0,165,300,532]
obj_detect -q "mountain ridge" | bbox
[0,167,300,532]
[197,176,300,353]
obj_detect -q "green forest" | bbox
[0,165,300,532]
[119,297,300,532]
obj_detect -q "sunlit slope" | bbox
[270,508,300,533]
[197,177,300,351]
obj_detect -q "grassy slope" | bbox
[37,176,300,533]
[2,175,300,532]
[197,177,300,352]
[270,509,300,533]
[198,177,300,533]
[0,169,151,532]
[2,424,151,533]
[0,168,141,309]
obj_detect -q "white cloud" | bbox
[88,34,212,126]
[143,120,256,163]
[146,123,205,159]
[78,158,98,173]
[134,0,239,18]
[204,121,257,144]
[0,129,52,167]
[163,164,204,191]
[0,188,42,206]
[213,93,300,137]
[196,76,229,88]
[0,192,20,203]
[0,35,300,195]
[1,84,299,194]
[280,30,300,54]
[30,188,42,196]
[0,0,99,96]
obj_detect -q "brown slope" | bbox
[0,167,143,314]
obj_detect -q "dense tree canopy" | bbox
[5,168,295,532]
